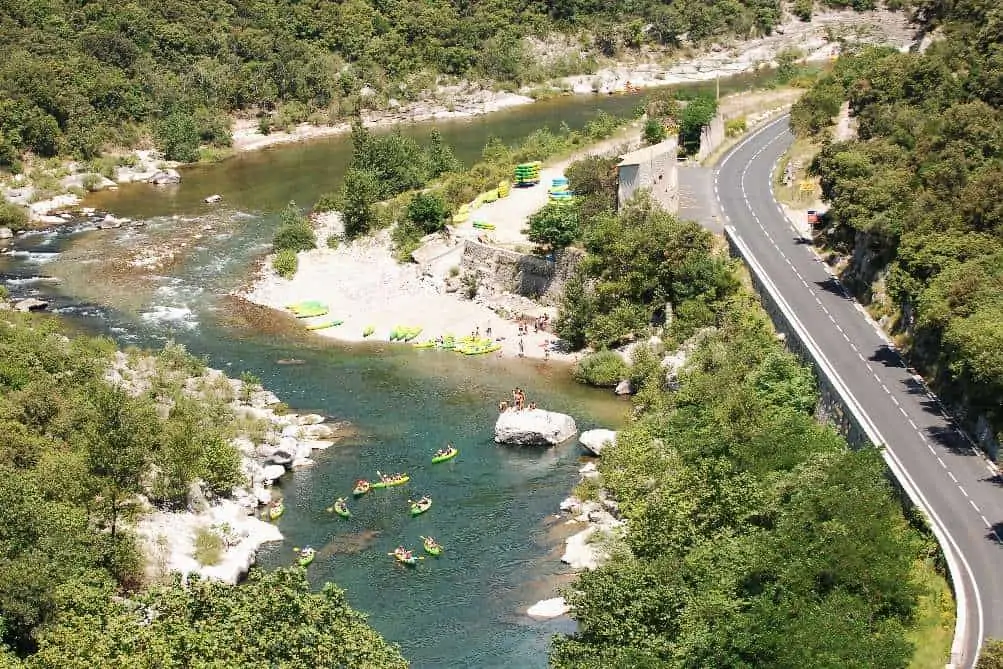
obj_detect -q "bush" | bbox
[156,112,200,163]
[406,191,449,235]
[678,95,718,156]
[273,249,298,278]
[573,350,628,387]
[193,526,224,566]
[793,0,813,20]
[272,202,316,252]
[341,168,379,238]
[313,192,340,213]
[643,117,667,144]
[0,200,29,231]
[81,173,103,192]
[725,117,747,137]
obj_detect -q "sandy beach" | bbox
[242,227,574,362]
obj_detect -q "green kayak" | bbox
[371,474,409,489]
[421,536,443,556]
[306,318,343,331]
[327,498,351,518]
[286,300,326,314]
[363,325,375,337]
[268,501,284,520]
[431,447,459,463]
[297,548,316,567]
[294,306,329,318]
[410,497,432,516]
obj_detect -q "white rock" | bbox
[527,597,570,619]
[294,441,313,461]
[494,409,577,446]
[299,423,336,440]
[614,379,632,395]
[580,429,617,456]
[561,527,599,570]
[303,439,333,451]
[296,413,326,425]
[148,169,181,185]
[230,437,255,456]
[281,424,300,438]
[260,464,286,483]
[291,458,315,469]
[0,227,12,239]
[14,297,49,312]
[560,496,582,512]
[578,462,599,479]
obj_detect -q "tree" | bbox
[0,201,28,233]
[28,569,408,668]
[427,129,459,178]
[525,202,580,252]
[341,168,379,238]
[155,112,200,163]
[978,639,1003,669]
[406,192,449,235]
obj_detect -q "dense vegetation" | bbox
[0,313,402,665]
[552,293,931,667]
[0,0,885,167]
[551,153,942,665]
[790,0,1003,442]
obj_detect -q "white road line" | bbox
[949,472,958,483]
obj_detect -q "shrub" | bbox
[573,350,628,387]
[725,117,748,138]
[643,117,667,145]
[313,192,340,213]
[406,191,449,235]
[0,200,29,232]
[155,112,200,163]
[272,202,316,252]
[81,173,103,192]
[273,249,298,278]
[326,235,340,249]
[341,168,379,238]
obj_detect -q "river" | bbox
[1,72,772,668]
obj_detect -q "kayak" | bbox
[352,480,371,496]
[401,327,422,342]
[431,447,459,463]
[298,549,316,567]
[294,306,329,318]
[328,498,351,518]
[457,343,501,355]
[410,498,433,516]
[422,536,443,556]
[286,300,326,314]
[363,325,375,337]
[392,550,418,567]
[268,502,284,520]
[371,475,409,489]
[413,340,437,349]
[305,318,343,331]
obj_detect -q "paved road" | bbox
[714,115,1003,668]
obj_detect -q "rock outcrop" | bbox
[14,297,49,312]
[494,408,577,446]
[148,169,181,185]
[527,597,570,619]
[579,429,617,456]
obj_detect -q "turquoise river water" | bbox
[0,73,774,667]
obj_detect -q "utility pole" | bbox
[716,73,720,101]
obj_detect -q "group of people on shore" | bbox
[517,314,549,336]
[499,387,537,412]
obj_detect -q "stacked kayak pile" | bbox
[514,161,541,187]
[454,335,501,356]
[389,325,423,342]
[497,180,511,198]
[305,317,343,331]
[549,177,575,204]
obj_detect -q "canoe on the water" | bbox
[431,447,459,463]
[371,475,409,489]
[352,480,371,496]
[328,499,351,518]
[268,502,284,520]
[410,498,432,516]
[422,536,443,556]
[392,550,418,566]
[298,549,316,567]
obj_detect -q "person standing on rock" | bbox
[518,338,525,357]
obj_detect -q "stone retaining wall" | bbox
[459,239,582,307]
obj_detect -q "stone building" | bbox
[616,138,679,213]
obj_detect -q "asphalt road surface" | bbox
[714,115,1003,669]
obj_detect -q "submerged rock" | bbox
[494,409,577,446]
[527,597,570,619]
[579,429,617,456]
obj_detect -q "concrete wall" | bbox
[617,139,679,213]
[696,112,726,162]
[459,239,582,307]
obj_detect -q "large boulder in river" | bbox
[148,169,181,185]
[580,429,617,456]
[14,297,48,312]
[494,409,577,446]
